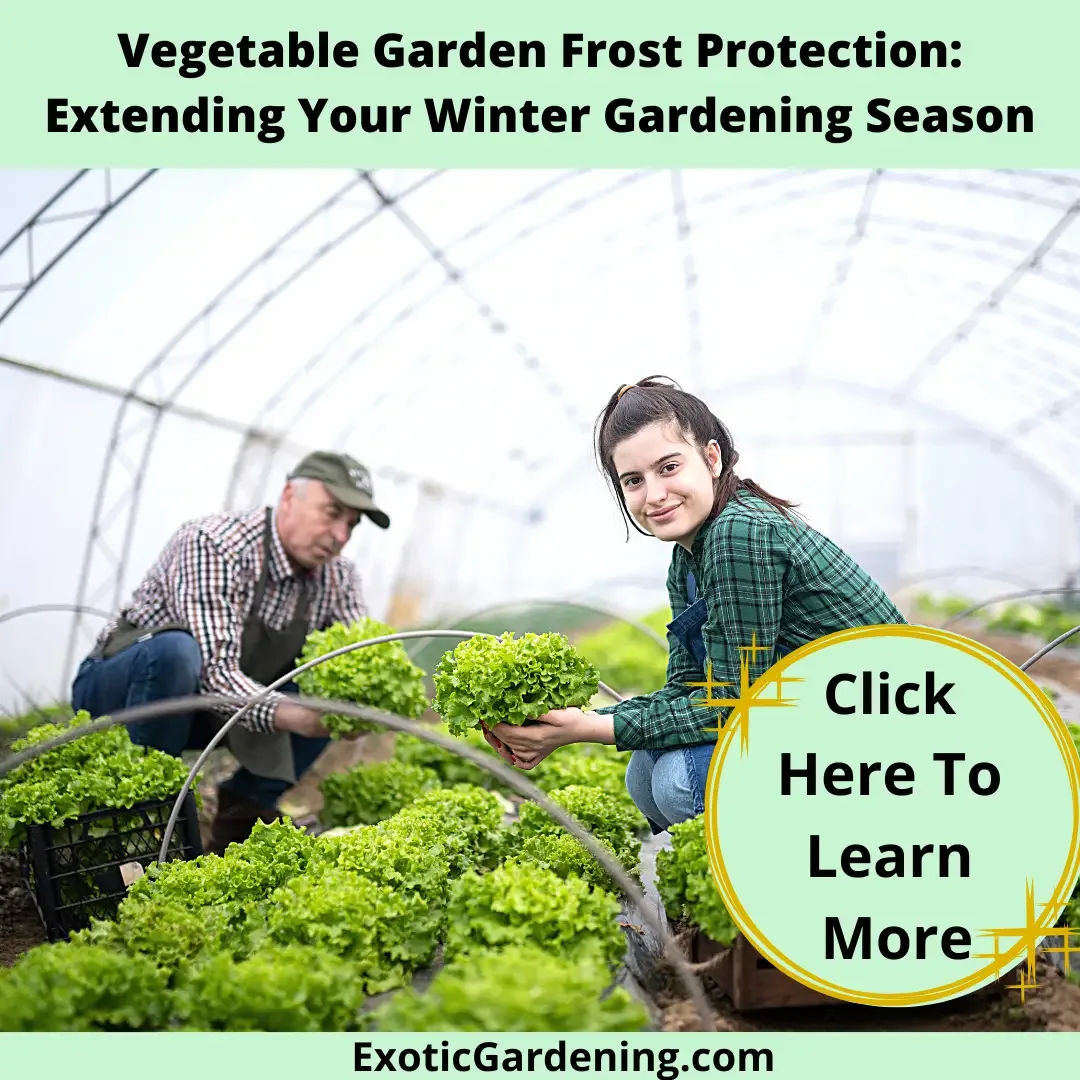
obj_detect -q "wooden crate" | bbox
[690,931,839,1010]
[691,930,1027,1011]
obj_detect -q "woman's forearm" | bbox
[573,711,616,745]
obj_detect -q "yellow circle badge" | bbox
[703,625,1080,1006]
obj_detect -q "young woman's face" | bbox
[612,421,721,548]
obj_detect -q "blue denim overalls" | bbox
[631,570,717,833]
[667,569,709,669]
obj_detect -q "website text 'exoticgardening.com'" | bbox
[355,1040,775,1078]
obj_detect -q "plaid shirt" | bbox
[595,494,906,751]
[94,508,367,733]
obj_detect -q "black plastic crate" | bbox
[18,791,203,941]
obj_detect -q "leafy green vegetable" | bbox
[529,746,632,805]
[316,821,451,900]
[368,945,649,1032]
[655,815,738,945]
[264,869,440,993]
[386,784,508,875]
[393,724,508,791]
[510,832,625,892]
[912,591,1080,646]
[71,897,251,976]
[320,760,438,828]
[0,942,171,1031]
[574,608,671,696]
[514,784,648,859]
[911,592,975,620]
[125,818,319,909]
[444,861,626,968]
[0,712,193,848]
[172,945,368,1031]
[296,618,430,736]
[432,632,599,735]
[0,703,70,754]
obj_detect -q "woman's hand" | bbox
[490,708,591,770]
[480,724,517,766]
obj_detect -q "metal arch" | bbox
[412,599,669,654]
[896,196,1080,397]
[890,566,1044,594]
[63,170,422,684]
[227,167,1064,496]
[221,170,660,508]
[791,168,883,386]
[224,170,602,480]
[616,171,1078,261]
[722,372,1080,503]
[997,170,1080,191]
[1021,624,1080,671]
[0,603,115,630]
[669,170,703,389]
[60,168,1080,680]
[363,172,590,434]
[941,587,1080,629]
[885,169,1080,212]
[0,169,156,325]
[223,170,957,510]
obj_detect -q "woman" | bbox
[485,376,907,834]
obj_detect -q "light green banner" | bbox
[0,0,1076,165]
[2,1032,1080,1074]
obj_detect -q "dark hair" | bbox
[594,375,801,539]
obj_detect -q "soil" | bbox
[0,851,47,967]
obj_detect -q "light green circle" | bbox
[706,627,1080,1005]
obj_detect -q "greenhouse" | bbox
[3,166,1080,1032]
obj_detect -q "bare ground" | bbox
[0,851,47,967]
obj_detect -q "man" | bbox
[71,450,390,854]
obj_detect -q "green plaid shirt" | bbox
[595,494,906,751]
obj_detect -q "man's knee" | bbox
[145,631,202,694]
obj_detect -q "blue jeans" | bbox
[71,630,329,812]
[624,744,716,834]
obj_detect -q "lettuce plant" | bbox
[296,619,430,736]
[432,632,599,736]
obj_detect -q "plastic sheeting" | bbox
[2,167,1080,708]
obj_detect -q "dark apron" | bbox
[666,569,709,670]
[99,508,312,783]
[227,508,313,783]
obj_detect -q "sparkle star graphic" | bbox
[973,879,1077,998]
[684,633,801,753]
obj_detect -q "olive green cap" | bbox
[288,451,390,529]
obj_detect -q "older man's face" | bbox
[279,480,361,569]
